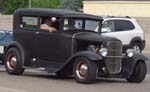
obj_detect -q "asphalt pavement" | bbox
[0,55,149,92]
[0,67,150,92]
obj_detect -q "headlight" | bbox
[126,49,134,57]
[99,48,108,56]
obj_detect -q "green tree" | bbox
[0,0,28,14]
[0,0,60,14]
[59,0,83,11]
[32,0,60,8]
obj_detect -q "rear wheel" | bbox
[131,42,142,53]
[126,61,147,83]
[5,47,24,75]
[73,57,97,84]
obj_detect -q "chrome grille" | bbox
[105,41,122,74]
[107,41,122,56]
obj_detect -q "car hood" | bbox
[75,32,120,43]
[62,30,120,44]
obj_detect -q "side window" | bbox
[85,20,99,31]
[40,17,59,31]
[63,19,83,30]
[114,20,135,31]
[102,20,115,33]
[74,20,83,29]
[20,16,38,30]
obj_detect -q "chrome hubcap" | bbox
[7,54,17,70]
[76,61,88,79]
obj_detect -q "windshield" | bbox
[63,18,100,31]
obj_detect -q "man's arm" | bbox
[40,24,56,32]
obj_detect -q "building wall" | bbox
[83,1,150,17]
[0,15,13,30]
[135,17,150,53]
[136,17,150,33]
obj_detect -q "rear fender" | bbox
[4,41,29,67]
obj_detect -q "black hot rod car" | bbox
[0,8,148,84]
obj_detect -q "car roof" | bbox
[102,16,135,20]
[14,8,103,20]
[103,17,136,22]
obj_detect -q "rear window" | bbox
[20,16,38,30]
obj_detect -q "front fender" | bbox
[56,51,102,73]
[122,53,148,75]
[71,51,102,61]
[132,53,148,62]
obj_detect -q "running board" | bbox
[30,59,64,73]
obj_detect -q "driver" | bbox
[40,18,56,32]
[68,20,76,29]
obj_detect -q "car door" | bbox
[14,16,39,66]
[102,20,135,45]
[35,30,61,62]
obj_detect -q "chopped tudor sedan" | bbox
[0,8,148,84]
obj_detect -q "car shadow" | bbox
[95,78,127,84]
[22,72,127,84]
[0,67,131,84]
[22,72,73,80]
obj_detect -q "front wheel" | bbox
[73,57,97,84]
[5,47,24,75]
[126,61,147,83]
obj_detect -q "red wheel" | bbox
[73,57,97,84]
[6,53,17,70]
[5,47,24,75]
[76,60,88,79]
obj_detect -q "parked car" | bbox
[96,16,145,53]
[0,9,148,84]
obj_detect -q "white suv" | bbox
[100,16,145,53]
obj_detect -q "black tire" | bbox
[131,42,142,53]
[126,61,147,83]
[5,47,24,75]
[73,57,97,84]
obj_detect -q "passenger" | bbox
[40,18,56,32]
[68,20,76,29]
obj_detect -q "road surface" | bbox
[0,65,150,92]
